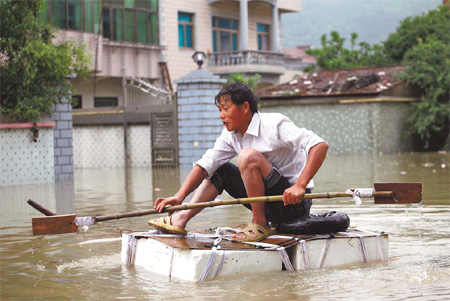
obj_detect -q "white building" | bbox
[36,0,302,167]
[39,0,302,111]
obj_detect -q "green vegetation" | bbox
[402,38,450,150]
[304,31,389,72]
[226,73,261,90]
[305,5,450,150]
[383,6,449,150]
[0,0,91,122]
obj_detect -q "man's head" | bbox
[214,82,258,114]
[215,83,257,134]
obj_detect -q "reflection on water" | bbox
[1,152,449,299]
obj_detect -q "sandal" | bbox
[148,216,187,235]
[231,223,276,242]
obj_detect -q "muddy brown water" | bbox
[1,152,449,300]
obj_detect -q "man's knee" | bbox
[237,148,261,168]
[237,148,271,175]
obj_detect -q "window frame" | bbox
[178,12,194,49]
[212,16,239,53]
[257,23,270,51]
[102,1,158,45]
[94,97,119,108]
[48,0,85,32]
[43,0,158,45]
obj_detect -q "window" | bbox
[39,0,157,44]
[72,95,82,109]
[257,23,270,51]
[102,0,158,44]
[67,0,82,30]
[43,0,100,33]
[178,12,194,48]
[212,17,238,52]
[94,97,118,107]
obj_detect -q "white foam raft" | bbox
[121,228,388,282]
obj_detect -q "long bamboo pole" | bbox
[95,191,392,222]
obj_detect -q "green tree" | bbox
[0,0,91,122]
[383,5,450,62]
[226,73,261,90]
[403,38,450,150]
[383,5,450,150]
[305,31,390,71]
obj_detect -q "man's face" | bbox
[217,95,250,134]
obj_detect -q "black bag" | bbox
[276,211,350,235]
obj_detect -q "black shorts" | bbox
[209,162,312,225]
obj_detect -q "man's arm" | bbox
[283,141,329,205]
[154,164,208,212]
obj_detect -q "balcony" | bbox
[207,50,286,75]
[206,50,311,78]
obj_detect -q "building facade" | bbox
[38,0,302,112]
[35,0,303,167]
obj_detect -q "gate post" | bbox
[52,96,74,180]
[176,69,226,166]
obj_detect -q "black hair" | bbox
[214,82,258,113]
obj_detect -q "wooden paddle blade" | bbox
[374,182,422,204]
[32,214,78,235]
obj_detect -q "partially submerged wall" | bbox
[72,125,151,168]
[260,101,413,155]
[0,123,55,186]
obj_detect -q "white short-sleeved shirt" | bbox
[194,112,325,189]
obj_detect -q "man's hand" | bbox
[283,141,328,206]
[152,165,208,213]
[154,196,183,213]
[283,185,306,205]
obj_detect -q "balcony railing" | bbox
[207,50,313,72]
[208,50,285,67]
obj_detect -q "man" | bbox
[149,83,328,242]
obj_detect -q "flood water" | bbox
[1,152,449,300]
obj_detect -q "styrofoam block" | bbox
[290,235,389,270]
[121,234,282,282]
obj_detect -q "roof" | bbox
[257,65,406,99]
[282,45,317,63]
[283,45,312,58]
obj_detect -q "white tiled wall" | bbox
[127,125,152,167]
[73,125,151,168]
[0,128,55,186]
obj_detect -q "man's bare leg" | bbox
[233,148,273,239]
[168,179,219,229]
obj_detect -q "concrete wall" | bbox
[73,125,151,168]
[0,124,55,186]
[260,101,413,155]
[56,30,161,79]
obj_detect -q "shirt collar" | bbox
[244,112,260,137]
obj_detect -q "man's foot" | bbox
[231,223,276,242]
[148,215,187,235]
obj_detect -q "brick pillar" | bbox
[176,68,226,166]
[52,97,74,180]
